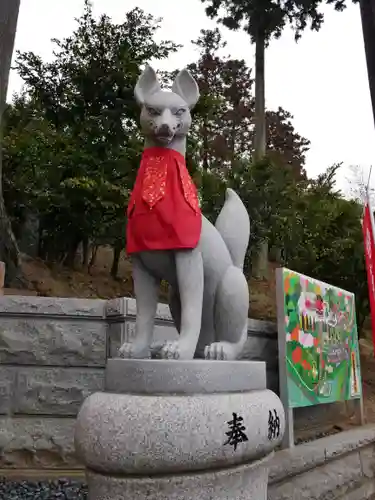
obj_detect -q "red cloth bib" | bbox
[126,147,202,254]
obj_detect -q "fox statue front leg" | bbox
[157,248,204,360]
[118,255,159,359]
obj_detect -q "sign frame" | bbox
[276,267,365,449]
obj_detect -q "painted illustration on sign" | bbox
[277,268,362,408]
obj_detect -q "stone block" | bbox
[14,367,104,416]
[324,424,375,460]
[125,301,278,338]
[105,297,127,317]
[126,297,172,322]
[340,480,375,500]
[106,322,122,358]
[0,296,105,317]
[269,425,375,486]
[0,367,16,415]
[266,369,279,393]
[247,318,277,338]
[107,298,174,323]
[123,297,137,317]
[268,452,363,500]
[241,336,278,366]
[241,334,278,392]
[359,444,375,479]
[269,440,326,484]
[0,417,78,468]
[107,320,178,358]
[0,318,106,366]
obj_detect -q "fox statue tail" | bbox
[215,188,250,271]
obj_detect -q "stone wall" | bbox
[0,296,107,468]
[269,424,375,499]
[0,295,356,469]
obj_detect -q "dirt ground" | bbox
[17,247,375,431]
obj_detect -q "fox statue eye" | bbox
[146,107,160,116]
[174,108,186,117]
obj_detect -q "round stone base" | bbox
[75,359,285,500]
[85,453,273,500]
[75,388,284,475]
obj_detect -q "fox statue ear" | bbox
[172,69,199,109]
[134,65,161,105]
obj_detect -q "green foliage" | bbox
[201,0,358,42]
[4,1,178,264]
[1,3,369,333]
[284,165,368,331]
[224,159,368,333]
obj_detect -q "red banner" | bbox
[363,203,375,355]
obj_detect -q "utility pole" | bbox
[360,0,375,127]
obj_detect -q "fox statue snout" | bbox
[155,123,176,145]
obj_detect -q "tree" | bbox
[187,29,310,276]
[266,107,310,179]
[4,3,365,329]
[181,29,309,177]
[201,0,358,277]
[227,157,300,265]
[186,29,229,172]
[345,164,374,206]
[201,0,358,157]
[187,29,254,175]
[0,0,22,285]
[8,1,178,274]
[163,30,309,256]
[286,164,368,331]
[229,160,368,332]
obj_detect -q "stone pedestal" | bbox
[75,359,285,500]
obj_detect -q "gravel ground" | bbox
[0,479,87,500]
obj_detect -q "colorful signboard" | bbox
[276,268,362,409]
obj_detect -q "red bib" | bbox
[126,147,202,254]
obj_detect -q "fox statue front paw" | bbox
[154,340,195,360]
[118,342,151,359]
[204,341,237,361]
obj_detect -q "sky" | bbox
[7,0,375,193]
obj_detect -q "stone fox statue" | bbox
[119,65,250,361]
